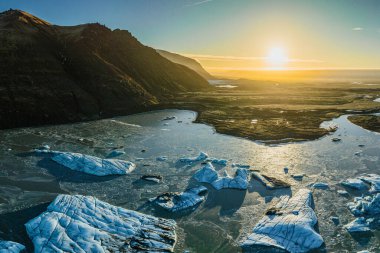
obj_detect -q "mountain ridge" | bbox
[0,9,210,129]
[157,49,213,79]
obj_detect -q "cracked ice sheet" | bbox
[25,195,176,252]
[0,241,25,253]
[241,189,323,253]
[50,151,136,176]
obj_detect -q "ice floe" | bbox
[291,174,305,180]
[211,168,249,190]
[337,190,349,196]
[150,186,207,212]
[344,217,371,233]
[50,151,135,176]
[358,174,380,193]
[241,189,323,253]
[347,193,380,216]
[193,163,249,190]
[206,158,228,166]
[231,163,250,169]
[0,241,25,253]
[311,182,329,189]
[251,172,290,190]
[25,194,177,252]
[341,178,368,190]
[106,149,126,158]
[331,216,340,225]
[141,175,162,183]
[162,116,176,121]
[179,152,208,163]
[193,163,218,183]
[156,156,168,161]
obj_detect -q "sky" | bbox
[2,0,380,72]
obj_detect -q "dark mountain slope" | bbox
[0,9,209,129]
[157,49,213,79]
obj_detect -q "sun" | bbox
[266,47,288,69]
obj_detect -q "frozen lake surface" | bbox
[0,109,379,252]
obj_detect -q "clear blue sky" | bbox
[2,0,380,70]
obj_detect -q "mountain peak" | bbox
[0,9,51,26]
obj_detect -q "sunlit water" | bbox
[0,109,379,252]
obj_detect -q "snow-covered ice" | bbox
[25,194,177,252]
[193,162,219,183]
[241,189,324,253]
[347,193,380,216]
[212,168,249,190]
[358,174,380,193]
[150,186,207,212]
[0,241,25,253]
[50,151,136,176]
[193,163,249,190]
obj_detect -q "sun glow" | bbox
[266,47,288,69]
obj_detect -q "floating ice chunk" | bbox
[51,152,135,176]
[251,172,290,190]
[341,178,368,190]
[156,156,168,161]
[241,189,323,253]
[292,174,305,180]
[193,162,218,183]
[331,216,340,225]
[141,175,162,183]
[337,190,349,196]
[358,174,380,193]
[150,186,207,212]
[211,168,249,190]
[107,150,126,158]
[311,182,329,189]
[179,152,208,163]
[34,145,56,154]
[207,158,228,166]
[162,116,176,121]
[232,163,250,169]
[0,241,25,253]
[344,217,371,233]
[193,163,249,190]
[347,193,380,216]
[25,195,176,252]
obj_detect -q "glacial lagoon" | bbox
[0,109,379,252]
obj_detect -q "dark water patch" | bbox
[0,203,50,252]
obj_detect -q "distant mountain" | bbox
[0,9,209,129]
[157,49,213,80]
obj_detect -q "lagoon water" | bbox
[0,109,379,252]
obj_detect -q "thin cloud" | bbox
[183,53,323,63]
[186,0,213,7]
[352,27,363,31]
